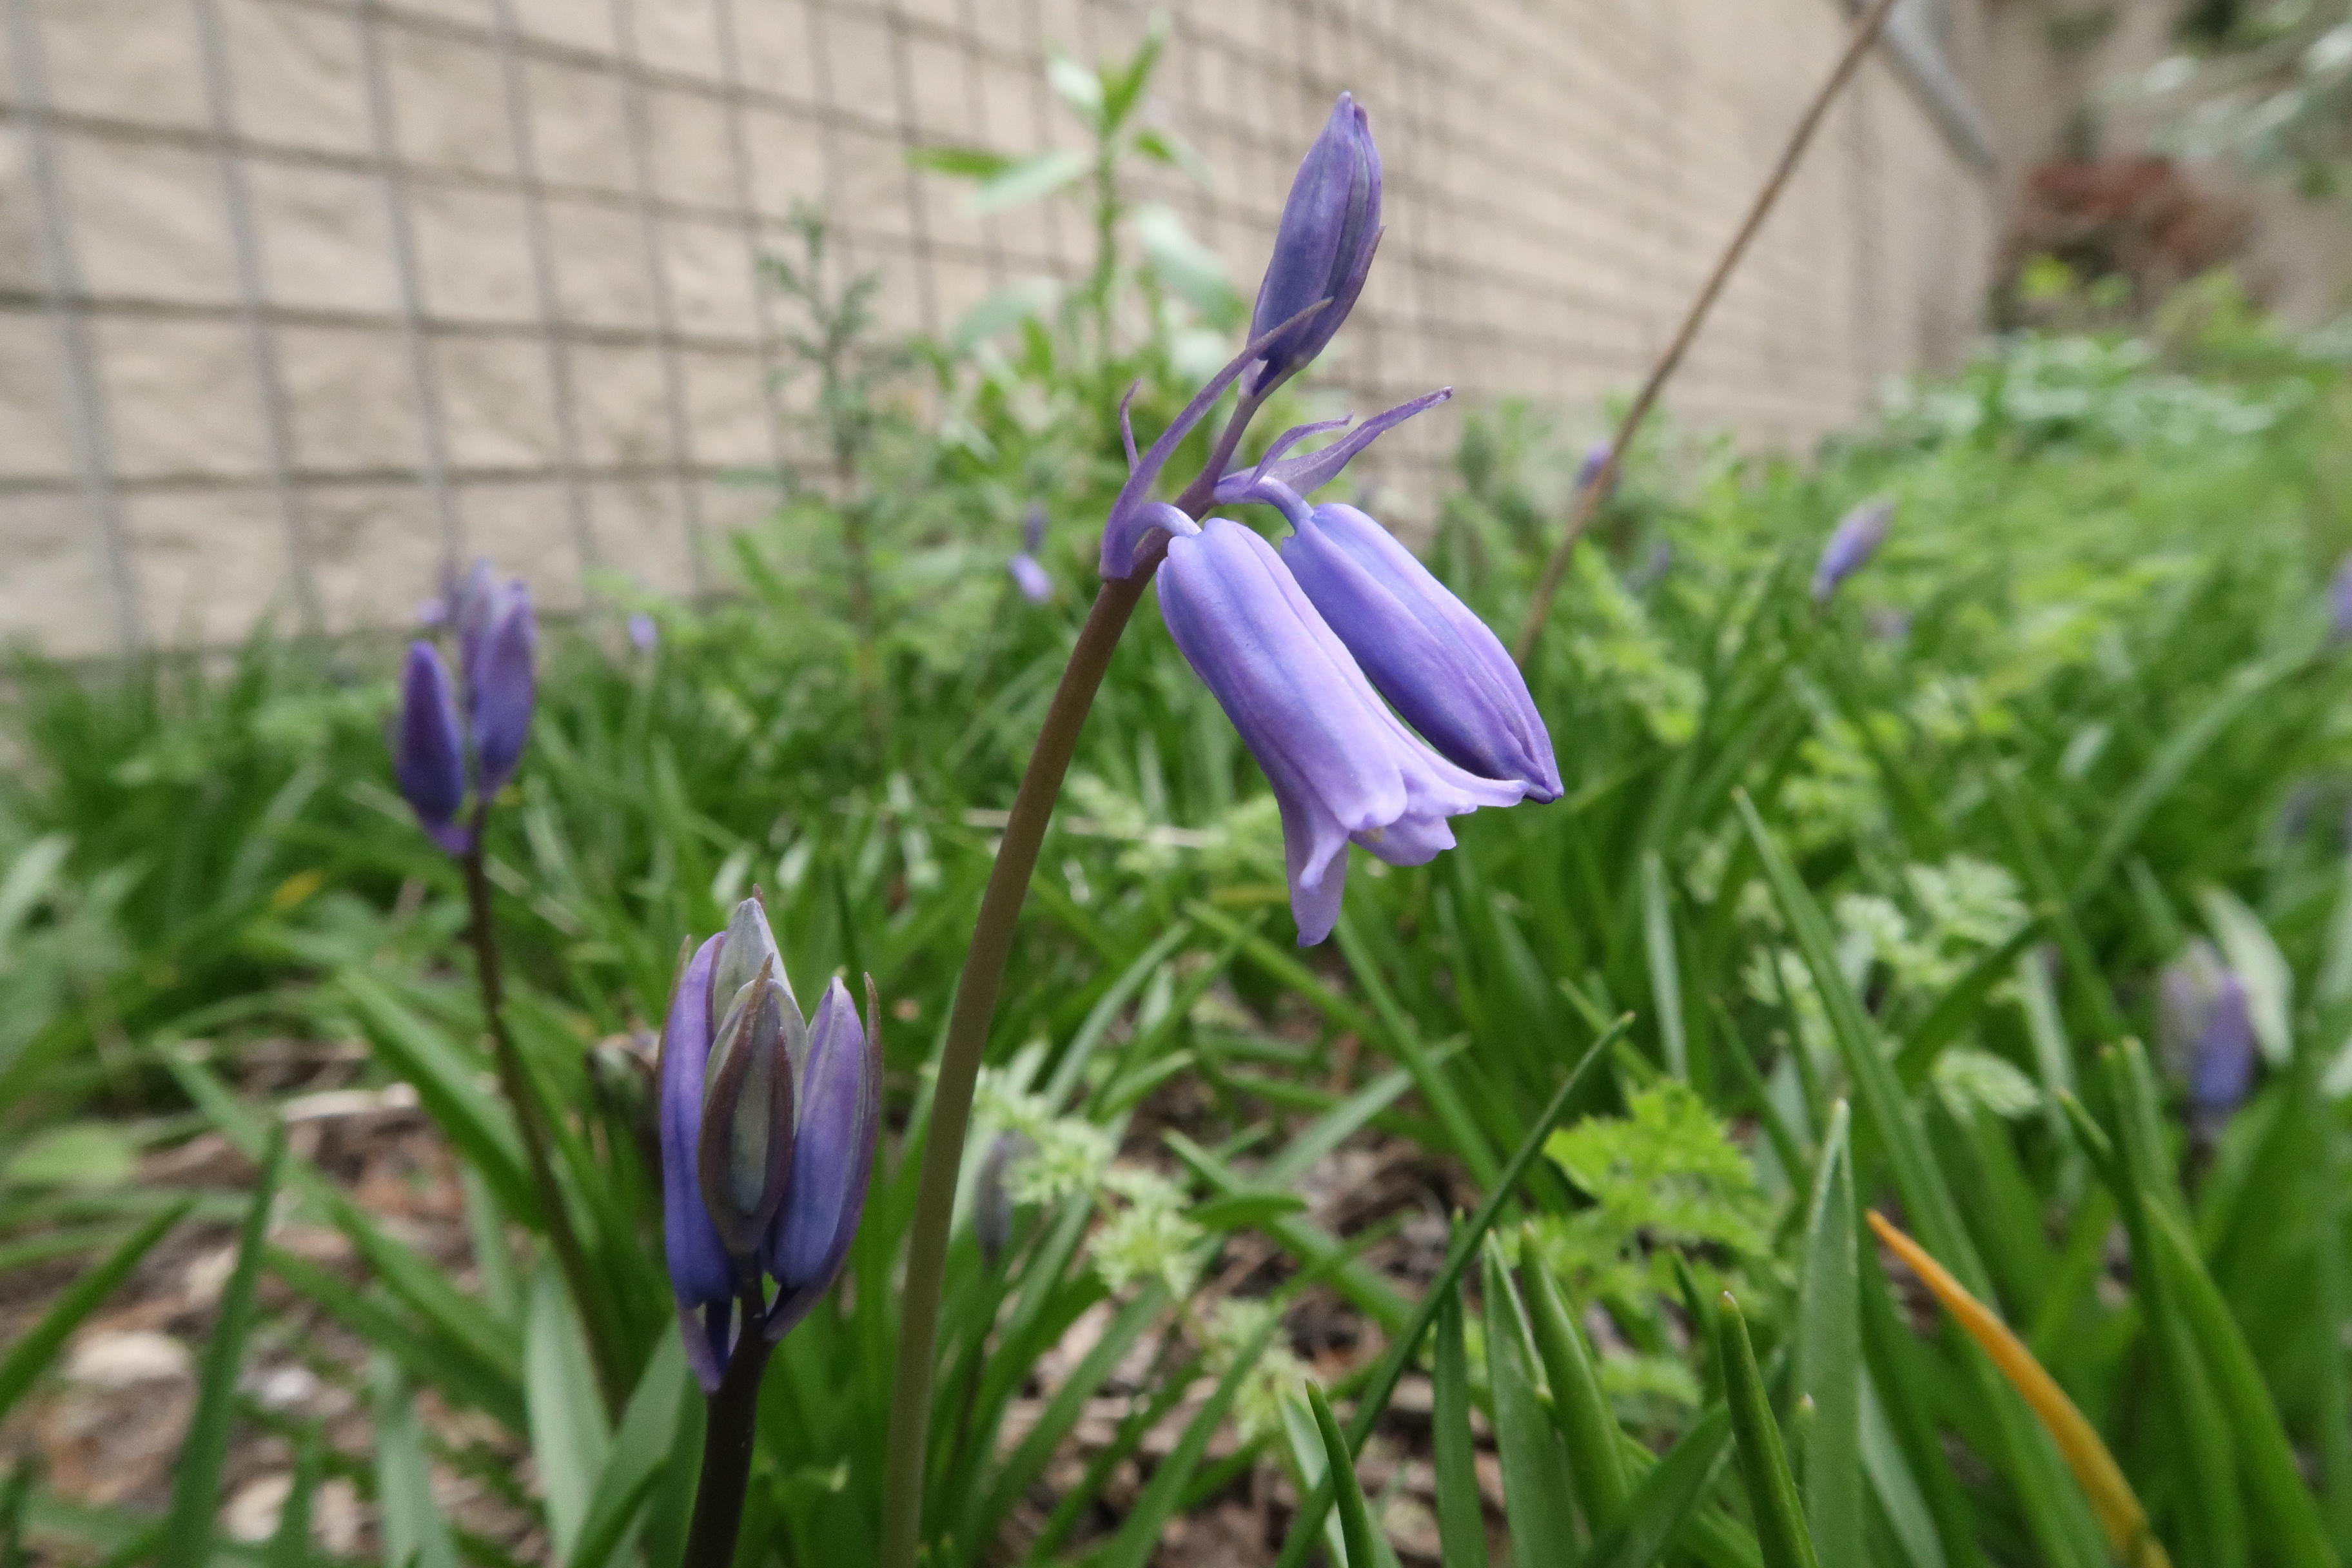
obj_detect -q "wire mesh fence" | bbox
[0,0,1995,657]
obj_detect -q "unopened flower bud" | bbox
[1812,498,1895,605]
[1248,94,1382,396]
[974,1132,1026,1271]
[393,642,468,853]
[696,956,798,1257]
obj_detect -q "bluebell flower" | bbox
[1233,478,1560,801]
[1247,94,1382,398]
[391,560,538,852]
[2158,939,2259,1135]
[627,611,660,654]
[1159,519,1525,945]
[1812,498,1894,605]
[659,896,880,1389]
[1009,507,1054,603]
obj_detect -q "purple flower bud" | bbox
[627,611,659,653]
[1159,518,1525,945]
[1627,540,1674,593]
[1022,505,1048,557]
[1263,487,1560,801]
[393,643,470,854]
[2329,554,2352,644]
[697,956,798,1258]
[659,934,734,1387]
[2158,939,2259,1134]
[1812,498,1895,605]
[658,898,880,1384]
[1246,94,1382,397]
[1008,553,1054,604]
[469,581,536,797]
[1212,389,1451,509]
[765,977,879,1337]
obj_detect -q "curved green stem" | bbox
[875,395,1255,1568]
[460,819,625,1414]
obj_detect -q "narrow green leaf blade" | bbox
[0,1199,189,1426]
[1795,1104,1861,1568]
[1309,1384,1382,1568]
[159,1124,287,1568]
[1433,1281,1490,1568]
[526,1268,613,1562]
[1720,1292,1820,1568]
[1484,1238,1582,1567]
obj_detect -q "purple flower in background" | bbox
[2158,939,2259,1135]
[391,560,538,853]
[1159,520,1525,946]
[1577,442,1614,498]
[659,896,880,1389]
[1008,507,1054,603]
[1246,93,1382,398]
[1626,540,1674,593]
[1234,478,1560,801]
[2329,554,2352,644]
[627,611,660,654]
[1812,498,1896,605]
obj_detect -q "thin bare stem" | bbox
[1510,0,1901,667]
[460,819,626,1413]
[681,1284,778,1568]
[876,393,1257,1568]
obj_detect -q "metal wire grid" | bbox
[0,0,1992,657]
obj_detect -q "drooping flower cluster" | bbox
[393,562,537,854]
[1099,93,1558,944]
[659,896,880,1388]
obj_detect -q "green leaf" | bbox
[1095,1313,1277,1568]
[571,1334,691,1568]
[1525,1251,1631,1529]
[0,1199,188,1426]
[268,1424,321,1568]
[337,970,534,1220]
[1189,1191,1308,1233]
[1578,1405,1734,1568]
[375,1354,462,1568]
[1433,1282,1490,1568]
[2,1122,139,1188]
[1269,1021,1629,1568]
[1794,1104,1861,1568]
[968,148,1090,216]
[159,1124,286,1568]
[1483,1238,1582,1566]
[2074,647,2306,902]
[905,144,1015,181]
[1309,1385,1382,1568]
[1719,1292,1820,1568]
[526,1268,612,1562]
[1642,850,1689,1079]
[2195,885,2294,1068]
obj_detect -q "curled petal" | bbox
[1097,302,1327,579]
[1214,388,1451,508]
[1158,520,1520,945]
[1279,500,1561,801]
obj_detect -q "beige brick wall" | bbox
[0,0,1997,658]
